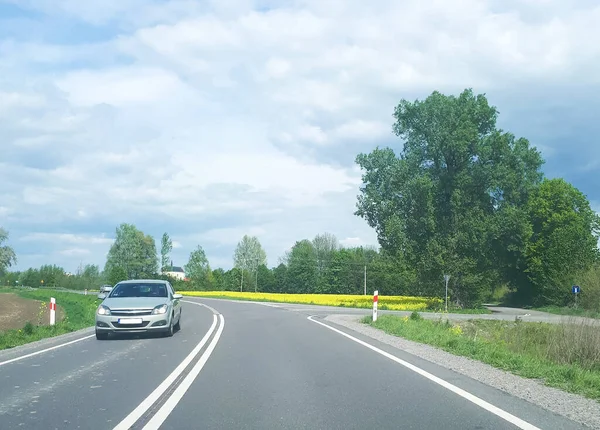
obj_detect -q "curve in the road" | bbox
[0,296,591,430]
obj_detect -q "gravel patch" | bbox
[326,314,600,429]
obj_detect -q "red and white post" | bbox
[49,297,56,325]
[373,290,378,322]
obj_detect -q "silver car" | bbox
[95,279,183,340]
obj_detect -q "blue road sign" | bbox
[572,285,580,294]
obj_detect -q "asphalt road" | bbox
[0,299,589,430]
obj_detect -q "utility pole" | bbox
[364,265,367,295]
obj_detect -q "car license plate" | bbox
[118,318,143,324]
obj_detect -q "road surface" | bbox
[0,299,589,429]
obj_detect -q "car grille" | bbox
[112,321,150,328]
[111,309,153,316]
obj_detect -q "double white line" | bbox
[113,301,225,430]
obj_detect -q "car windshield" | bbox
[109,283,168,298]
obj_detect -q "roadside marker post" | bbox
[49,297,56,325]
[572,285,580,308]
[84,289,88,295]
[444,274,451,313]
[373,290,378,322]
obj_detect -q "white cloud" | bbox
[56,67,190,106]
[19,233,114,246]
[332,120,390,141]
[1,0,599,272]
[196,226,268,246]
[339,237,365,248]
[59,248,91,256]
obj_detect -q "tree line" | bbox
[354,89,599,307]
[1,88,599,308]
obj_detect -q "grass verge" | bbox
[364,313,600,400]
[0,289,99,351]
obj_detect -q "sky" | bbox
[1,0,599,273]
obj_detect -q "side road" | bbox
[195,297,600,325]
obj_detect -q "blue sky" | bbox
[1,0,599,273]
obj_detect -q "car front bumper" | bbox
[95,313,172,334]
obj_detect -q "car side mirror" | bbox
[97,293,106,300]
[173,293,183,300]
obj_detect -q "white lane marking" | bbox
[307,316,541,430]
[0,334,95,367]
[181,299,220,313]
[113,303,219,430]
[142,314,225,430]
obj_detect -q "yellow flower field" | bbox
[179,291,442,311]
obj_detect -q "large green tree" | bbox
[233,235,267,292]
[522,178,600,306]
[0,228,17,275]
[186,245,213,290]
[355,89,544,306]
[286,240,318,294]
[104,223,159,279]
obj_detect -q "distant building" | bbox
[162,261,186,280]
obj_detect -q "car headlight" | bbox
[97,305,111,315]
[152,304,168,315]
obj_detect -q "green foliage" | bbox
[0,263,104,291]
[22,321,34,335]
[160,232,173,272]
[522,178,600,306]
[0,227,17,275]
[104,223,158,280]
[286,240,318,294]
[107,265,128,286]
[355,88,597,308]
[186,245,212,290]
[409,311,422,321]
[233,235,267,291]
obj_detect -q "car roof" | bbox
[116,279,169,284]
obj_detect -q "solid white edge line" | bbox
[113,307,219,430]
[307,315,541,430]
[142,314,225,430]
[0,333,95,367]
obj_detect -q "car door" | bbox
[168,282,181,319]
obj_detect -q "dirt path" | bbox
[0,293,64,331]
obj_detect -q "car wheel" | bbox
[174,311,181,331]
[96,330,108,340]
[165,318,174,337]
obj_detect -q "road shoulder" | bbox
[326,313,600,430]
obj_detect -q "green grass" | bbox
[364,313,600,400]
[535,305,600,319]
[415,306,492,315]
[0,289,100,351]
